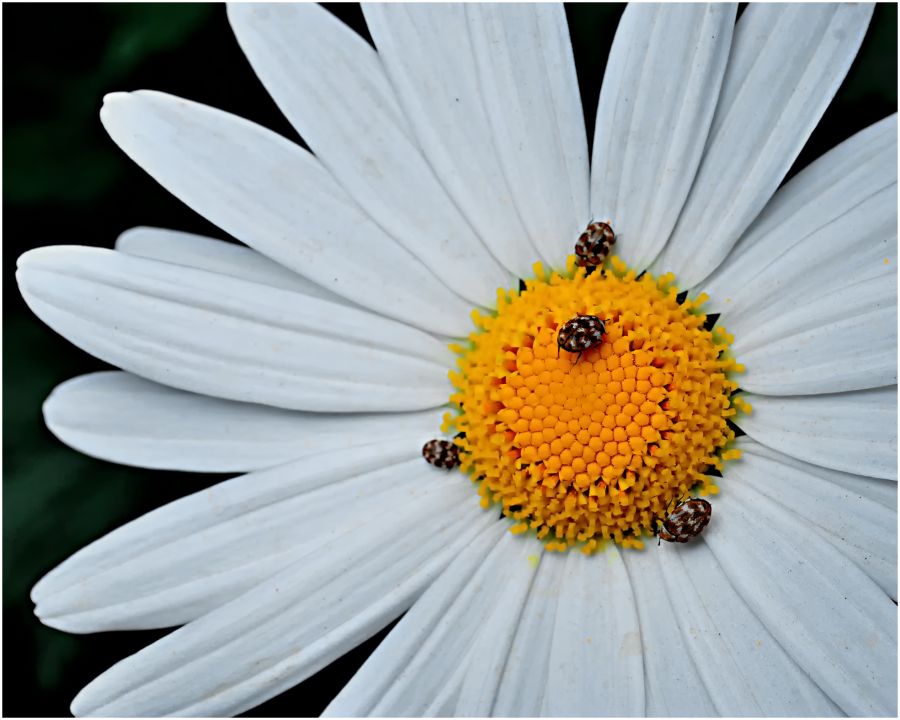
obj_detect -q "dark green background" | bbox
[4,3,897,716]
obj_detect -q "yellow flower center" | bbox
[443,256,749,553]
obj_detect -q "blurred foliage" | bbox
[4,4,212,206]
[3,3,896,717]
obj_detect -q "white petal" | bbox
[492,550,565,717]
[227,3,509,304]
[541,547,644,716]
[466,3,591,266]
[737,387,897,480]
[731,272,897,395]
[656,540,840,715]
[735,437,898,510]
[731,438,897,598]
[70,477,485,717]
[365,531,537,716]
[698,115,898,316]
[44,371,444,472]
[360,4,542,276]
[654,3,874,287]
[99,90,476,336]
[322,519,507,717]
[706,483,897,716]
[454,537,544,717]
[591,3,735,270]
[117,226,351,306]
[32,443,445,610]
[17,246,451,412]
[36,454,462,633]
[621,550,716,716]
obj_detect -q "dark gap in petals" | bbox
[518,278,527,293]
[675,290,688,305]
[635,270,646,281]
[704,313,720,331]
[322,3,375,49]
[706,467,723,478]
[564,4,623,160]
[726,419,745,438]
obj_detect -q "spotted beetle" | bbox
[654,497,712,545]
[422,439,460,469]
[557,315,607,364]
[575,221,616,269]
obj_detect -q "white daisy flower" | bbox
[16,2,898,717]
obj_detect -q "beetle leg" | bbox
[652,517,663,546]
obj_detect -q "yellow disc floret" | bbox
[444,256,745,553]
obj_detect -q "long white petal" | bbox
[322,519,507,717]
[622,550,716,716]
[491,551,565,716]
[32,444,448,611]
[117,226,351,306]
[467,3,590,266]
[366,532,537,716]
[361,4,543,276]
[454,537,543,717]
[731,439,897,598]
[36,455,463,633]
[17,246,451,412]
[591,3,735,270]
[541,547,644,716]
[99,90,476,335]
[70,477,486,717]
[731,272,897,395]
[737,387,897,480]
[654,3,874,287]
[706,484,897,716]
[735,438,897,510]
[227,3,509,304]
[44,371,444,472]
[698,115,898,316]
[656,541,840,715]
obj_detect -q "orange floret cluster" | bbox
[444,257,745,552]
